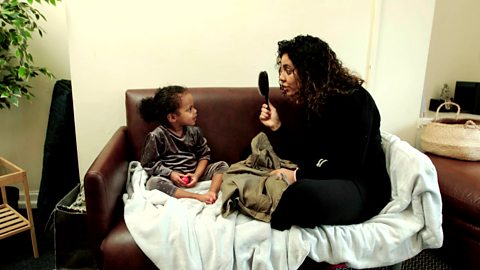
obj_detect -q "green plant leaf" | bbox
[18,66,28,79]
[10,96,19,107]
[22,29,32,39]
[12,87,22,97]
[0,0,61,110]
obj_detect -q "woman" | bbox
[259,35,391,230]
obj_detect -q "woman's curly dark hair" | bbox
[139,85,187,125]
[277,35,364,114]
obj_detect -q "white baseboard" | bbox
[18,190,39,209]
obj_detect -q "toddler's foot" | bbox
[196,192,217,204]
[206,191,218,204]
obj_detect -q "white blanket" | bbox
[123,131,443,269]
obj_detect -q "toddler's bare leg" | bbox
[174,189,215,204]
[205,173,223,204]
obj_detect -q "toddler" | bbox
[139,85,228,204]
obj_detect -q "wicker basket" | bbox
[420,101,480,161]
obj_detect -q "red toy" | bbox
[181,176,190,184]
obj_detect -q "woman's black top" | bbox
[272,86,391,220]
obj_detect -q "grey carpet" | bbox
[300,248,453,270]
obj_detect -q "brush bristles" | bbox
[258,71,269,96]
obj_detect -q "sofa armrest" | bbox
[84,126,130,265]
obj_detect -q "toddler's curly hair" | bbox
[139,85,186,125]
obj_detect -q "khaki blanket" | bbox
[221,132,297,222]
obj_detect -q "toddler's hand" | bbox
[185,173,199,187]
[170,171,188,187]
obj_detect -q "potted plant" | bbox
[0,0,59,109]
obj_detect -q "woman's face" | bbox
[278,53,300,99]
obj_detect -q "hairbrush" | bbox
[258,71,270,109]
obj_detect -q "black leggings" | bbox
[270,178,366,230]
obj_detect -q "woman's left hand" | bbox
[270,168,296,185]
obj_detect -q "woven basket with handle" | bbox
[420,101,480,161]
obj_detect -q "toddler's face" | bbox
[176,92,197,126]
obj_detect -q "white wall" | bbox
[368,0,436,143]
[2,0,451,202]
[67,0,375,177]
[423,0,480,113]
[0,2,70,201]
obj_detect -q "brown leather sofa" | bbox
[84,87,303,269]
[426,153,480,270]
[85,87,410,270]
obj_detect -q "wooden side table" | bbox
[0,157,39,258]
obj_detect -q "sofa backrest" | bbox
[125,87,297,165]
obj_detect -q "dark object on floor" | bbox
[54,184,96,269]
[37,79,80,230]
[426,153,480,270]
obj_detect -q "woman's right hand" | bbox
[259,102,281,131]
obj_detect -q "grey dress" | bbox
[140,125,228,196]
